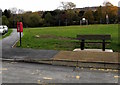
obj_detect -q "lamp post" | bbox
[10,8,17,28]
[100,5,102,24]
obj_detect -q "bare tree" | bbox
[103,0,113,6]
[9,7,17,14]
[9,7,18,27]
[18,9,24,14]
[67,2,76,9]
[58,2,76,10]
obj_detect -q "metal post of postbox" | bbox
[20,32,22,46]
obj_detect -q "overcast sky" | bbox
[0,0,119,12]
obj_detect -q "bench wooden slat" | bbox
[76,34,111,51]
[77,35,111,40]
[79,42,111,43]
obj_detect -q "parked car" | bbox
[0,25,8,35]
[0,26,5,35]
[2,25,8,33]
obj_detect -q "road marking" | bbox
[31,72,35,75]
[0,68,8,71]
[37,80,41,84]
[43,77,53,80]
[76,76,80,79]
[10,62,18,64]
[114,76,120,78]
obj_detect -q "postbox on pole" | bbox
[17,22,23,46]
[17,22,23,32]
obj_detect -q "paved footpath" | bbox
[53,51,119,64]
[1,29,59,59]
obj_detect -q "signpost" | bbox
[17,22,23,46]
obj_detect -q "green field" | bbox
[17,24,119,52]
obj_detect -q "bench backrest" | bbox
[77,35,111,40]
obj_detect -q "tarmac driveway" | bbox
[2,29,19,49]
[1,29,59,59]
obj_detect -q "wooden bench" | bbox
[77,35,111,51]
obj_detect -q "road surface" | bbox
[2,61,119,84]
[1,29,58,60]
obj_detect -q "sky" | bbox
[0,0,119,12]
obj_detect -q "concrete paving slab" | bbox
[53,51,119,64]
[73,48,113,52]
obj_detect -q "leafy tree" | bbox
[44,12,53,26]
[2,15,9,26]
[109,6,118,23]
[28,13,43,27]
[95,6,106,24]
[78,11,85,19]
[3,9,11,18]
[8,14,18,28]
[83,10,94,24]
[17,12,44,27]
[102,1,118,23]
[65,10,79,25]
[52,9,62,26]
[8,16,13,27]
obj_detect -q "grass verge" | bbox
[17,24,119,52]
[2,29,13,39]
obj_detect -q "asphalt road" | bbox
[1,29,58,59]
[2,61,119,83]
[2,29,19,49]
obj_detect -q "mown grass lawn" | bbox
[17,24,119,52]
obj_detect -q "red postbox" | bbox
[17,22,23,32]
[17,22,23,46]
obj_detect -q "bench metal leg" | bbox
[102,40,105,51]
[81,40,85,50]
